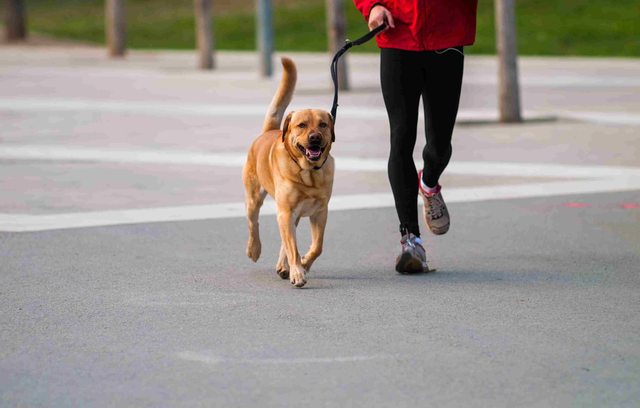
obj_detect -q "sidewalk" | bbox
[1,46,639,228]
[1,46,639,407]
[2,46,640,120]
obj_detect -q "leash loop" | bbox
[330,23,386,123]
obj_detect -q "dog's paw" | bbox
[290,268,307,288]
[276,267,289,280]
[246,239,261,262]
[276,256,289,279]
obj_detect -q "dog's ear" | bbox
[281,112,294,143]
[329,113,336,143]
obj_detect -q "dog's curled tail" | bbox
[262,57,297,133]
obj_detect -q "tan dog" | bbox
[242,57,335,288]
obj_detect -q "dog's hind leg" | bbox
[302,208,327,272]
[243,170,267,263]
[275,216,299,279]
[275,245,289,279]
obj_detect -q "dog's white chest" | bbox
[295,198,324,218]
[299,170,314,187]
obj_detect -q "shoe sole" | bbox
[395,252,426,274]
[427,222,450,235]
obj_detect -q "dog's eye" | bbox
[319,122,328,128]
[297,123,307,129]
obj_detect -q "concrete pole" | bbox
[326,0,349,90]
[5,0,27,41]
[494,0,522,122]
[256,0,273,77]
[106,0,127,57]
[194,0,215,70]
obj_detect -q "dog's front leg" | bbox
[302,208,327,272]
[276,208,306,288]
[275,216,300,280]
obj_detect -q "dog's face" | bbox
[282,109,334,165]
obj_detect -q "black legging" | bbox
[380,47,464,237]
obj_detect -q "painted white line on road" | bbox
[0,97,507,122]
[0,201,257,232]
[464,74,640,88]
[0,144,248,167]
[7,66,640,87]
[1,97,638,125]
[560,111,640,126]
[3,144,640,178]
[176,351,391,365]
[2,177,639,232]
[0,97,267,117]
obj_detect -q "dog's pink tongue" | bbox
[307,149,321,159]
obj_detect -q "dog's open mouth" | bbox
[297,144,324,162]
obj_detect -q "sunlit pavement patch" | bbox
[1,159,639,232]
[176,351,395,366]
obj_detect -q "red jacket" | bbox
[353,0,478,51]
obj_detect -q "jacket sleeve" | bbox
[353,0,384,22]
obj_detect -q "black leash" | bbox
[330,23,387,123]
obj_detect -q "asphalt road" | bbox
[1,47,639,407]
[2,192,639,407]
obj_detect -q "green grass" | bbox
[6,0,640,56]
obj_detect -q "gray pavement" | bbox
[1,45,639,406]
[2,193,639,407]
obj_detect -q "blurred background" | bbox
[1,2,639,406]
[2,0,639,55]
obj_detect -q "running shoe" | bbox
[395,233,429,274]
[418,170,450,235]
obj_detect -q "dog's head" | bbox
[281,109,334,167]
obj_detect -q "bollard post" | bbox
[494,0,522,123]
[326,0,349,90]
[256,0,273,77]
[106,0,127,57]
[5,0,27,41]
[194,0,215,70]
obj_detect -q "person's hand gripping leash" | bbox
[368,4,395,31]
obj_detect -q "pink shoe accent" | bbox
[417,170,441,196]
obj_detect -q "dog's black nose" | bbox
[309,132,322,144]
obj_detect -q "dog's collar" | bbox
[284,142,329,171]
